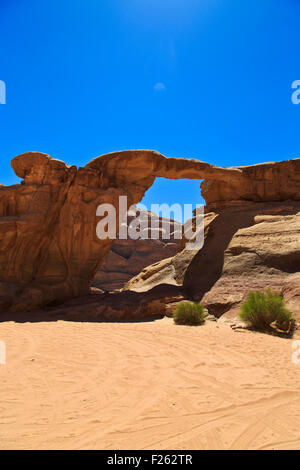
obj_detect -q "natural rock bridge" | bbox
[0,150,299,312]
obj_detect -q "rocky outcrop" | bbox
[128,201,300,323]
[187,202,300,318]
[0,149,299,314]
[93,211,182,291]
[50,284,184,322]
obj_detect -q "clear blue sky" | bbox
[0,0,300,214]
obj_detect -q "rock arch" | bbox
[0,150,299,312]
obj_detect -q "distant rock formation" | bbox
[0,149,299,314]
[93,211,182,291]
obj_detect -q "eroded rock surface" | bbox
[93,211,182,291]
[0,149,299,314]
[129,201,300,322]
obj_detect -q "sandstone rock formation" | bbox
[93,211,182,291]
[128,201,300,323]
[0,149,299,315]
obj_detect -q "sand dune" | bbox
[0,317,300,450]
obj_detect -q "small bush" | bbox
[173,301,207,326]
[239,289,293,331]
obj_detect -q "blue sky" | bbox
[0,0,300,215]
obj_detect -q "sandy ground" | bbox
[0,317,300,450]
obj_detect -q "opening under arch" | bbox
[138,177,205,223]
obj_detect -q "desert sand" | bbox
[0,317,300,450]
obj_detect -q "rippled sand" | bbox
[0,317,300,450]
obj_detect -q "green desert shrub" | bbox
[173,301,207,326]
[239,289,293,331]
